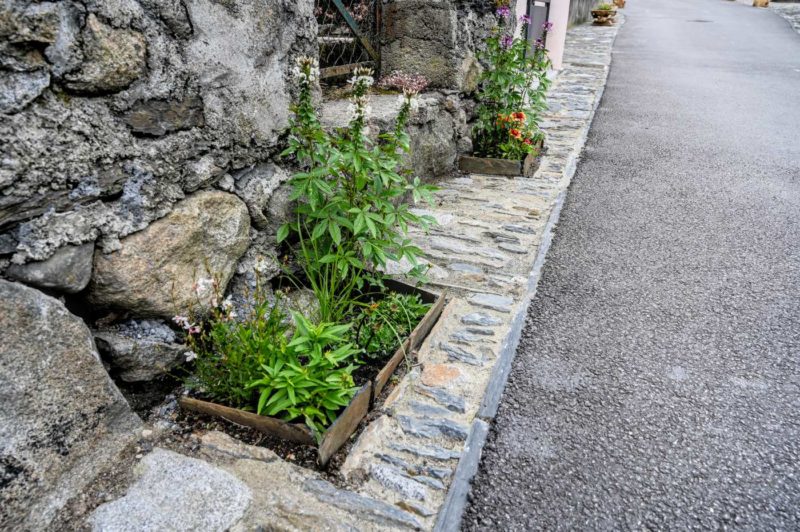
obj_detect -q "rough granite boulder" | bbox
[321,93,463,181]
[232,163,291,231]
[94,319,189,382]
[87,191,250,318]
[0,69,50,113]
[381,0,494,92]
[63,14,146,93]
[4,242,93,293]
[89,448,252,532]
[0,280,141,531]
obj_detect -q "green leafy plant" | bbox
[280,57,437,324]
[596,3,615,10]
[473,10,552,160]
[247,312,360,438]
[177,282,288,409]
[350,292,431,360]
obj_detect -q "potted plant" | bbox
[592,3,618,25]
[177,58,447,465]
[460,6,552,178]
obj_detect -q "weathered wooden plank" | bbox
[320,61,374,79]
[372,290,447,398]
[523,151,542,177]
[178,396,315,445]
[373,338,412,399]
[318,382,372,465]
[459,155,522,176]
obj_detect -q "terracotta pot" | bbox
[613,0,625,8]
[591,8,617,26]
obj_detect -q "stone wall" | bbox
[569,0,596,26]
[380,0,496,93]
[1,1,315,528]
[0,0,496,527]
[1,0,315,267]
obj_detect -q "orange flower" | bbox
[523,138,532,145]
[509,129,522,139]
[512,111,526,122]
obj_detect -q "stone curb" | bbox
[434,191,565,532]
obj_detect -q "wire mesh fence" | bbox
[315,0,381,80]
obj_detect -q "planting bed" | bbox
[179,280,445,465]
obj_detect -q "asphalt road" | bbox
[462,1,800,529]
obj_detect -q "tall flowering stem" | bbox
[473,15,553,160]
[280,60,436,323]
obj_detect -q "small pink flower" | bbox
[188,325,201,335]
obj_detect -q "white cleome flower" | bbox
[184,351,198,362]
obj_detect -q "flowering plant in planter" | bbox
[472,7,552,160]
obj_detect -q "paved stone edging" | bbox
[85,16,624,532]
[430,16,624,522]
[771,2,800,35]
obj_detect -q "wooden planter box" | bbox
[179,280,446,466]
[459,139,544,177]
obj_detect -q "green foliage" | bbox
[181,286,289,409]
[350,292,431,360]
[181,282,361,437]
[183,59,440,440]
[596,3,615,10]
[473,16,552,160]
[248,313,360,439]
[280,59,437,324]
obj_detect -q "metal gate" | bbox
[527,0,551,47]
[315,0,381,79]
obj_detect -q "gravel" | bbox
[462,0,800,529]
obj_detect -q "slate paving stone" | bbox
[397,415,470,441]
[461,312,503,326]
[388,442,462,462]
[440,342,485,366]
[415,384,467,413]
[303,479,421,529]
[370,464,429,500]
[468,293,514,313]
